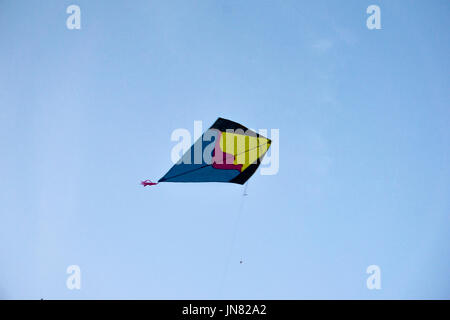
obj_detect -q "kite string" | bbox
[218,182,248,297]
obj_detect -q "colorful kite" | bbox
[142,117,271,186]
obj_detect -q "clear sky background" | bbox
[0,0,449,299]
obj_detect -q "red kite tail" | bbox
[141,180,158,187]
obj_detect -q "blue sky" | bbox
[0,0,449,299]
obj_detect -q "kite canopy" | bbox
[158,117,271,185]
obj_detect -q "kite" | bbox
[143,117,271,186]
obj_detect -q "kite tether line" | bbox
[218,181,249,297]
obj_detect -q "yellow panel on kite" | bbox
[220,132,271,172]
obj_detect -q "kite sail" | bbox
[144,117,271,186]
